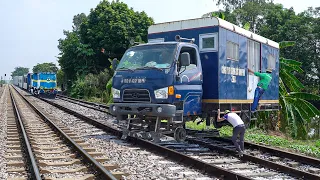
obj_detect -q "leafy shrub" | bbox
[70,68,112,103]
[219,126,233,137]
[288,144,320,158]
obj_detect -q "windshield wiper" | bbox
[135,66,163,71]
[117,67,134,72]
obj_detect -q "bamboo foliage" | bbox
[278,41,320,138]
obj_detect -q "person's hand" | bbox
[217,109,220,113]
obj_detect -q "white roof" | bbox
[148,17,279,49]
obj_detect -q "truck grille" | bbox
[123,89,150,102]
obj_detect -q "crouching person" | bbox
[217,109,246,156]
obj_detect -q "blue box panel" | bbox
[148,26,279,102]
[219,27,247,100]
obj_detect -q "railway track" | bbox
[56,94,108,113]
[1,84,33,179]
[54,93,320,179]
[12,90,318,179]
[8,86,124,179]
[6,86,39,179]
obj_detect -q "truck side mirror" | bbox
[181,52,190,66]
[112,58,118,70]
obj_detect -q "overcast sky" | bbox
[0,0,318,79]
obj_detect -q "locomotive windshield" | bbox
[117,44,176,71]
[39,74,56,81]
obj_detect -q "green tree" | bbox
[32,62,58,73]
[56,69,65,88]
[57,0,154,92]
[258,5,320,94]
[57,31,84,84]
[11,67,29,77]
[72,13,87,32]
[204,1,272,31]
[213,0,273,11]
[79,0,154,60]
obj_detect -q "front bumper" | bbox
[109,103,176,117]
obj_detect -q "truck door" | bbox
[175,45,203,116]
[247,40,261,100]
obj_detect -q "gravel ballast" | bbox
[0,86,8,179]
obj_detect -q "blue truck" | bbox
[109,17,280,142]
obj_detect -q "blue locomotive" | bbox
[13,72,57,99]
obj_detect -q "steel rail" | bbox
[11,85,118,180]
[56,95,107,113]
[9,87,42,180]
[56,94,108,109]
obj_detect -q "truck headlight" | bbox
[112,87,120,98]
[154,87,168,99]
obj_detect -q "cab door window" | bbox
[178,46,197,73]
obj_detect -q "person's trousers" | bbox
[251,86,265,111]
[232,124,246,152]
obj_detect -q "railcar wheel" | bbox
[174,126,186,142]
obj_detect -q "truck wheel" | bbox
[174,126,186,142]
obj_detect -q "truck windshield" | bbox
[117,44,176,71]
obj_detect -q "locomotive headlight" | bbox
[112,87,120,99]
[154,87,168,99]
